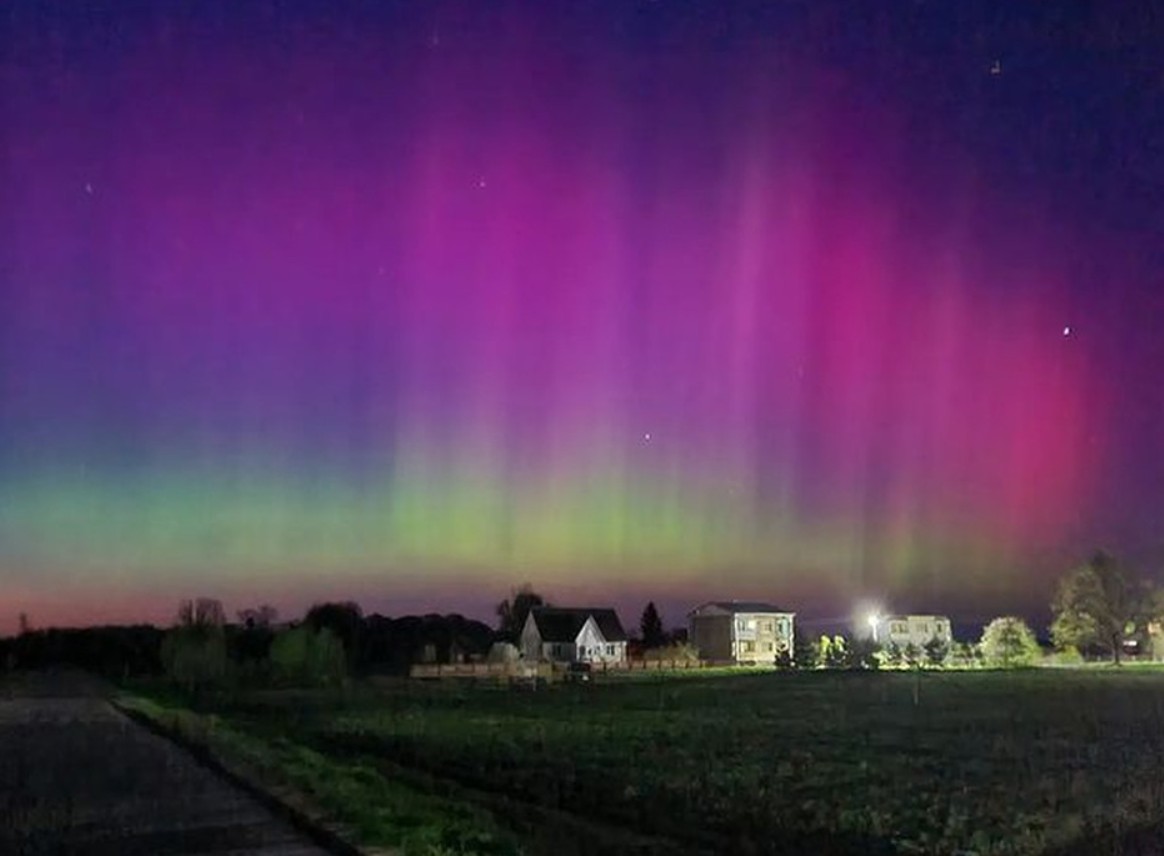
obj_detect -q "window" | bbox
[579,645,587,657]
[743,641,755,653]
[762,642,773,652]
[606,645,614,656]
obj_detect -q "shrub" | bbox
[979,617,1041,668]
[271,626,348,686]
[643,643,700,663]
[161,626,229,692]
[924,635,950,668]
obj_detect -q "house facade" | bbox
[876,615,952,649]
[520,607,628,664]
[688,601,795,664]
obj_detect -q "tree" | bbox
[496,583,547,641]
[979,616,1040,668]
[163,598,230,693]
[881,641,903,668]
[903,642,922,668]
[305,601,363,664]
[924,635,950,668]
[848,637,881,670]
[237,604,278,629]
[821,634,848,669]
[177,597,225,629]
[1051,551,1136,663]
[640,602,667,649]
[270,626,346,687]
[18,613,30,635]
[793,626,819,669]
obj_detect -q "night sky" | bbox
[2,2,1162,633]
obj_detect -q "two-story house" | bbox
[876,614,953,649]
[520,607,628,664]
[688,601,795,664]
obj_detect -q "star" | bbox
[1062,326,1072,337]
[477,177,487,189]
[989,59,1002,76]
[643,432,652,442]
[84,182,93,195]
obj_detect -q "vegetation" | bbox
[304,601,364,665]
[640,601,667,649]
[116,693,522,856]
[1051,551,1137,663]
[495,584,547,642]
[979,617,1040,668]
[269,625,347,687]
[160,598,229,693]
[137,668,1164,855]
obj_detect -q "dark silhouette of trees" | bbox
[793,625,819,668]
[1051,551,1137,663]
[0,625,164,677]
[495,583,547,641]
[177,597,225,629]
[305,601,364,664]
[640,602,667,649]
[163,599,228,692]
[237,604,278,629]
[270,625,346,686]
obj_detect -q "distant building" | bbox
[520,607,628,664]
[876,615,953,649]
[688,601,795,664]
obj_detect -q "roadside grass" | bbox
[114,693,523,856]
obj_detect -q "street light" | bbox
[867,613,881,644]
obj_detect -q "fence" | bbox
[409,657,734,680]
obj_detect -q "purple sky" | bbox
[2,2,1162,634]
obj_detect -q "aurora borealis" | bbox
[2,3,1162,630]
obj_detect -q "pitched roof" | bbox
[690,600,791,615]
[529,607,628,643]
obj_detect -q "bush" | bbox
[161,626,229,692]
[979,617,1041,668]
[924,635,951,668]
[271,626,347,687]
[820,635,849,669]
[643,643,700,663]
[793,628,819,669]
[1047,645,1084,666]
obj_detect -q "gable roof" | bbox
[529,607,628,643]
[690,600,792,616]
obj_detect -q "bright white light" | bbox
[1063,326,1072,336]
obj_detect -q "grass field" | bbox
[129,669,1164,855]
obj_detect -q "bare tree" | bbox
[177,598,226,629]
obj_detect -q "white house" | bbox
[520,607,628,664]
[688,601,796,664]
[875,615,953,650]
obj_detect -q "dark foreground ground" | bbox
[191,667,1164,855]
[0,669,333,856]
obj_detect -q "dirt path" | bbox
[0,670,336,855]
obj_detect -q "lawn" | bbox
[133,669,1164,855]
